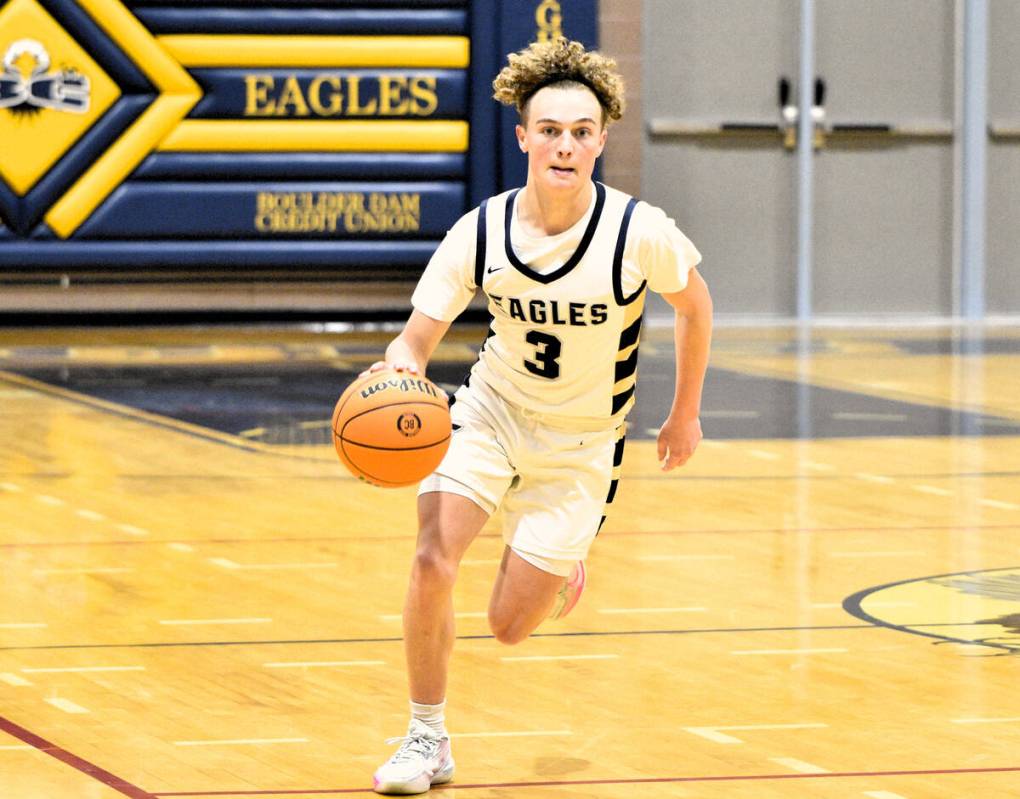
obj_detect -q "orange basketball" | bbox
[331,370,451,487]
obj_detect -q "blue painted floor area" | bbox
[10,350,1020,444]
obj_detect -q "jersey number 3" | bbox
[524,330,562,379]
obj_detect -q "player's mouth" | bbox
[550,166,575,177]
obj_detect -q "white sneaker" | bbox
[373,718,455,795]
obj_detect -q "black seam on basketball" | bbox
[338,400,449,438]
[339,439,418,486]
[338,434,451,453]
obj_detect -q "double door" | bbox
[643,1,1007,320]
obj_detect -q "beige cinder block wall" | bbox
[599,0,642,197]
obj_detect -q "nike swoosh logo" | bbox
[486,265,504,274]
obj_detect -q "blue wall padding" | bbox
[75,181,465,238]
[133,153,467,181]
[133,8,467,35]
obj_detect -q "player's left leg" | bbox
[487,547,573,644]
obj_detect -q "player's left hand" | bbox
[657,414,702,471]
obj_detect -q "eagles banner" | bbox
[0,0,597,272]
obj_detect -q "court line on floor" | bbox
[0,622,943,652]
[151,764,1020,796]
[0,370,331,464]
[0,714,156,798]
[769,757,830,774]
[4,522,1020,550]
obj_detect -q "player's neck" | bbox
[516,181,593,237]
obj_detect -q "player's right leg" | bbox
[374,491,487,795]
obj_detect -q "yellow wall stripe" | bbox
[80,0,199,92]
[159,120,469,153]
[46,96,198,237]
[44,0,201,237]
[157,35,470,68]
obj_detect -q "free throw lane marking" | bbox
[174,737,308,746]
[209,558,337,570]
[913,485,953,497]
[684,723,827,744]
[159,617,272,625]
[855,473,896,484]
[45,698,90,714]
[0,673,32,686]
[769,757,831,774]
[980,499,1020,510]
[638,554,735,562]
[23,666,144,674]
[167,543,194,552]
[263,660,385,668]
[75,509,105,521]
[452,730,573,738]
[748,449,781,461]
[952,717,1020,724]
[598,607,707,614]
[731,648,848,655]
[34,568,133,575]
[118,525,149,537]
[501,654,620,662]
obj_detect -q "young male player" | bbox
[367,38,712,794]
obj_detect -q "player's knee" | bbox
[488,609,532,646]
[411,548,458,591]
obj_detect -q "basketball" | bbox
[331,370,452,487]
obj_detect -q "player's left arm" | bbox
[656,267,713,471]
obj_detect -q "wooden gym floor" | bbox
[1,322,1018,799]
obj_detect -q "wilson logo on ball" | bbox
[396,412,422,437]
[360,377,440,399]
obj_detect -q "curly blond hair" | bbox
[492,38,625,126]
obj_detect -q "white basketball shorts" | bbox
[418,377,625,576]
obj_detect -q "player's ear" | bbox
[596,125,608,156]
[516,124,528,152]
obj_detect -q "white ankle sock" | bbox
[410,699,447,736]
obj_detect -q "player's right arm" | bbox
[366,310,451,376]
[362,208,479,378]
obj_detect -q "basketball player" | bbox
[368,39,712,794]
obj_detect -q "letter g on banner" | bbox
[535,0,563,43]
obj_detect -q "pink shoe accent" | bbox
[550,561,585,620]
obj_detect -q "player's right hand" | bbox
[359,361,420,378]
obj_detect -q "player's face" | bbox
[517,86,608,193]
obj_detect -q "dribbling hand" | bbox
[359,361,420,378]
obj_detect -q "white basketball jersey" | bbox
[467,182,650,425]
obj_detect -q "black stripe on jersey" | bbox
[614,347,639,383]
[613,435,626,467]
[606,478,619,504]
[611,385,635,415]
[612,196,646,306]
[597,515,607,535]
[501,182,607,284]
[473,198,488,288]
[619,315,643,350]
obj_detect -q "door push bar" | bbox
[989,125,1020,140]
[648,76,953,148]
